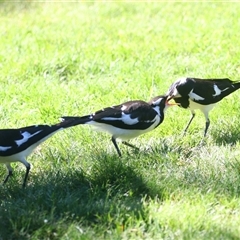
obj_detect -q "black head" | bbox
[149,95,167,107]
[167,77,195,101]
[149,95,176,113]
[173,97,190,109]
[148,95,176,125]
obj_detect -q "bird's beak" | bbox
[165,99,179,106]
[165,95,179,106]
[167,95,173,102]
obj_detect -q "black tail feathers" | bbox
[60,116,91,127]
[233,81,240,89]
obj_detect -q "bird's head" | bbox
[166,77,195,102]
[149,95,178,113]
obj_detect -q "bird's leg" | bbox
[3,171,13,184]
[202,110,211,137]
[111,137,122,157]
[22,163,31,188]
[204,119,210,137]
[183,111,195,135]
[122,141,139,151]
[3,163,13,184]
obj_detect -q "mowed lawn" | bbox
[1,1,240,239]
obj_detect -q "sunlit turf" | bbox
[1,1,240,239]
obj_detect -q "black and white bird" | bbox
[61,95,175,157]
[166,77,240,136]
[0,117,79,187]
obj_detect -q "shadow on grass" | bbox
[1,147,240,239]
[0,154,159,239]
[211,124,240,146]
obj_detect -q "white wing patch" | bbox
[189,90,204,101]
[101,113,139,125]
[103,112,157,125]
[15,130,42,147]
[121,105,127,111]
[212,84,222,96]
[212,85,230,97]
[0,146,12,151]
[121,113,139,125]
[222,87,230,92]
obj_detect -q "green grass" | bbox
[1,1,240,239]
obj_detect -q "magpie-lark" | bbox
[61,95,174,157]
[167,77,240,136]
[0,117,78,187]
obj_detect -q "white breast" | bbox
[189,100,216,113]
[88,115,161,140]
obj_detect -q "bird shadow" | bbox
[0,154,161,239]
[211,124,240,146]
[2,143,240,239]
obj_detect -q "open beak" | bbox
[166,101,179,106]
[167,95,173,102]
[165,96,180,106]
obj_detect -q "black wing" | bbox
[190,78,239,104]
[0,120,74,157]
[93,100,158,130]
[191,78,232,95]
[193,78,234,86]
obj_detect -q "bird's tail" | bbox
[59,115,92,128]
[215,80,240,101]
[233,81,240,90]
